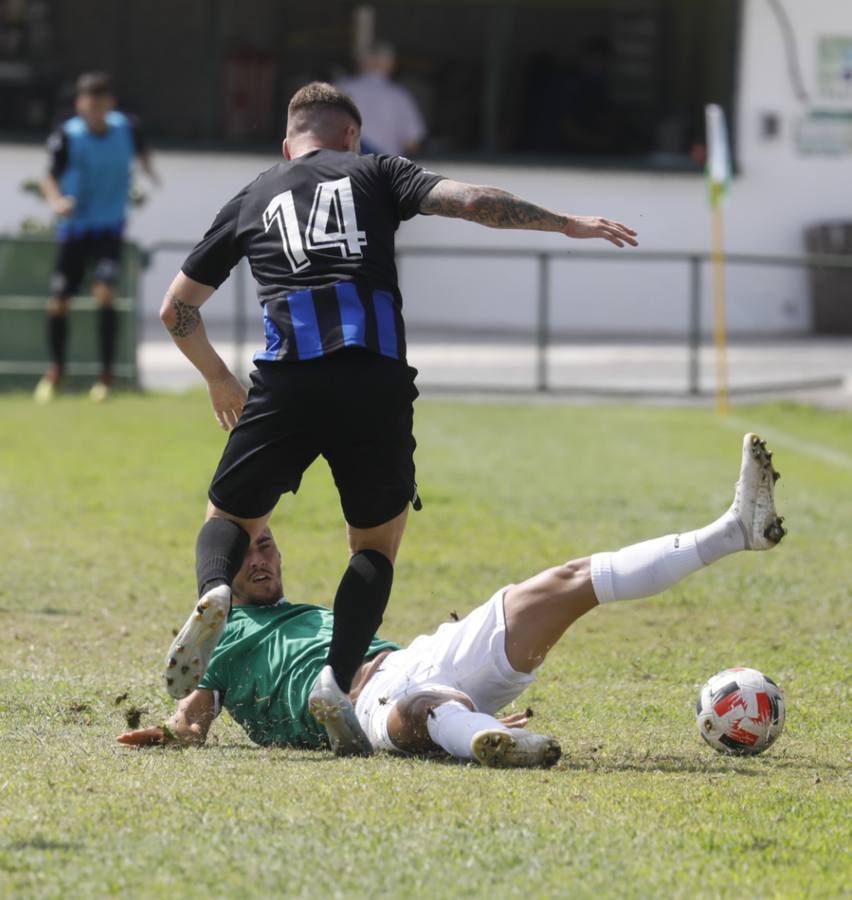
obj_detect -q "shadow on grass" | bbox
[118,743,339,761]
[18,606,81,616]
[116,744,843,774]
[354,750,846,776]
[558,753,845,775]
[5,837,82,852]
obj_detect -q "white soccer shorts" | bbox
[355,586,536,752]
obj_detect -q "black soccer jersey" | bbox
[181,150,444,363]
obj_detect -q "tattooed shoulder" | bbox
[167,293,201,337]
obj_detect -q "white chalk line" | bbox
[725,416,852,470]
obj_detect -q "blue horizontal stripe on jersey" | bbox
[288,289,324,359]
[373,290,399,359]
[253,285,403,363]
[261,307,284,359]
[335,282,366,348]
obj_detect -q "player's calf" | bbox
[591,432,785,605]
[386,689,476,754]
[390,695,560,768]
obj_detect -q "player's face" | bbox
[75,92,114,127]
[232,530,284,606]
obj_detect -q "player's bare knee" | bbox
[47,297,69,316]
[159,293,177,328]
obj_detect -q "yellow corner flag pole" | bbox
[711,201,729,416]
[706,104,731,416]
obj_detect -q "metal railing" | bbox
[396,246,852,394]
[142,242,852,395]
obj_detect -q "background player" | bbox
[159,81,638,755]
[121,433,785,766]
[35,71,158,403]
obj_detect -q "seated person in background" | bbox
[118,434,785,767]
[337,42,426,156]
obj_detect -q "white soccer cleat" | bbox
[730,433,786,550]
[34,375,57,404]
[308,665,373,757]
[89,381,110,403]
[164,584,231,699]
[471,728,562,769]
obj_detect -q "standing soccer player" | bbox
[160,81,637,755]
[35,71,157,403]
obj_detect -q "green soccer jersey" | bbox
[198,601,400,748]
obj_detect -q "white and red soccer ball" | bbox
[696,667,785,755]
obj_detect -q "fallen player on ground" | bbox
[118,434,785,767]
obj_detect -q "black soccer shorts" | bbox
[208,348,421,529]
[51,231,123,298]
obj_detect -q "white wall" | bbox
[1,0,850,337]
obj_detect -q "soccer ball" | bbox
[695,667,785,755]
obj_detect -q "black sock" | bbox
[97,305,117,377]
[47,314,67,371]
[326,550,394,693]
[195,517,250,598]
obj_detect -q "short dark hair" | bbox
[76,71,113,97]
[287,82,362,135]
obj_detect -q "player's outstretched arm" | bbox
[116,688,217,747]
[420,179,638,247]
[160,271,247,430]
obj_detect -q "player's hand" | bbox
[562,216,638,248]
[207,372,247,431]
[51,195,75,217]
[116,725,167,746]
[499,711,530,729]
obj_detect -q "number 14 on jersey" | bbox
[263,176,368,273]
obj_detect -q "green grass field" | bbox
[1,392,849,898]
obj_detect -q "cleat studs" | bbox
[166,677,174,686]
[167,657,177,668]
[764,518,787,543]
[180,665,189,674]
[192,674,201,683]
[176,645,185,653]
[772,471,781,482]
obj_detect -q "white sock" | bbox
[590,511,746,604]
[425,700,508,760]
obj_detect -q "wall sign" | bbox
[818,36,852,99]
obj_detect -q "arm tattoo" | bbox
[420,180,567,231]
[167,293,201,337]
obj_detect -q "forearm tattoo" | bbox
[421,181,566,231]
[167,293,201,337]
